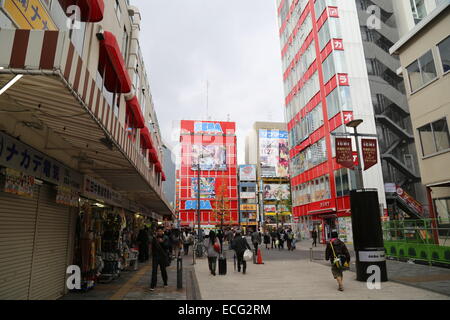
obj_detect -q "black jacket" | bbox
[231,235,251,254]
[325,238,350,263]
[151,235,170,259]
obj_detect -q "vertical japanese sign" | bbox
[362,139,378,170]
[2,0,58,30]
[335,138,353,169]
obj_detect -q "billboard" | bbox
[263,184,290,200]
[191,177,216,199]
[259,129,289,177]
[239,165,256,181]
[240,204,257,211]
[191,145,227,171]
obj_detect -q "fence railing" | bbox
[382,219,450,266]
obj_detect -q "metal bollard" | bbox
[177,255,183,289]
[310,248,313,261]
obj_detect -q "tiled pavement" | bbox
[62,255,198,300]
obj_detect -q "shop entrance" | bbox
[323,217,337,243]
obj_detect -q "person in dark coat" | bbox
[263,231,271,249]
[277,229,285,250]
[325,231,351,292]
[137,227,149,262]
[312,229,318,247]
[149,226,170,291]
[270,229,277,249]
[231,231,251,274]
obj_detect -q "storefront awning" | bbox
[161,172,166,182]
[126,96,145,129]
[149,148,158,163]
[98,31,132,93]
[58,0,105,22]
[140,126,153,150]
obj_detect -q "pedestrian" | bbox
[171,228,182,258]
[137,227,149,262]
[263,230,271,249]
[204,231,221,276]
[278,229,285,250]
[251,229,262,255]
[217,229,224,253]
[231,230,251,274]
[149,226,170,291]
[312,229,318,247]
[291,230,298,250]
[182,229,193,256]
[225,228,234,250]
[286,229,294,251]
[270,229,277,249]
[325,231,350,292]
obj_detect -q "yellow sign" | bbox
[241,222,258,226]
[240,204,257,211]
[2,0,58,30]
[265,212,291,216]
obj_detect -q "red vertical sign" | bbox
[362,139,378,170]
[335,138,353,169]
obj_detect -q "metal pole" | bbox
[197,161,201,240]
[237,170,241,228]
[353,126,364,190]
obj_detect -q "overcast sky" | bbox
[131,0,285,164]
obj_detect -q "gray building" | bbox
[162,144,176,209]
[356,0,427,218]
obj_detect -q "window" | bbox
[334,168,357,197]
[438,36,450,73]
[122,26,129,63]
[434,198,450,223]
[410,0,427,24]
[326,86,352,119]
[407,50,437,92]
[115,0,122,21]
[418,118,450,156]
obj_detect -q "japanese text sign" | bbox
[2,0,58,30]
[362,139,378,170]
[335,138,353,169]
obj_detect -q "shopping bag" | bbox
[243,249,253,261]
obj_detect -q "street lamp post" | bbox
[346,119,364,190]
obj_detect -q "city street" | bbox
[62,238,450,300]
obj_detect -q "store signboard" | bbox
[362,139,378,170]
[239,165,256,181]
[240,192,256,199]
[191,177,216,199]
[83,176,123,207]
[396,186,424,215]
[2,167,35,197]
[0,131,82,191]
[191,145,227,171]
[240,204,257,211]
[2,0,58,30]
[263,184,290,200]
[56,186,79,207]
[335,138,353,169]
[259,129,289,178]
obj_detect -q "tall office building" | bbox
[276,0,388,243]
[177,120,239,232]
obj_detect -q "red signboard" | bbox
[335,138,353,169]
[332,39,344,50]
[362,139,378,170]
[396,186,424,215]
[337,74,349,86]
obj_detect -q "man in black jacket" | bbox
[150,226,170,291]
[231,231,251,274]
[325,231,350,291]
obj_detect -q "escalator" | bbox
[386,186,426,220]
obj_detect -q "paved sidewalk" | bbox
[62,256,194,300]
[193,244,450,300]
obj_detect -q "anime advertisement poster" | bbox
[263,184,290,200]
[191,145,227,171]
[239,164,256,181]
[259,129,289,177]
[191,177,216,199]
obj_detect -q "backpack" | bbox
[330,240,349,270]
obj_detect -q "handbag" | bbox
[243,249,253,261]
[213,239,221,253]
[330,240,349,270]
[275,240,280,246]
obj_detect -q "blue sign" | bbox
[194,122,223,134]
[185,200,213,210]
[259,129,288,139]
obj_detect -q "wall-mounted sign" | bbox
[259,129,289,178]
[361,139,378,170]
[240,204,257,211]
[2,0,58,30]
[2,168,34,198]
[191,145,227,171]
[191,177,216,199]
[185,200,213,210]
[335,138,353,169]
[83,176,123,207]
[56,186,79,207]
[240,192,256,199]
[239,165,256,181]
[194,122,223,134]
[0,131,82,190]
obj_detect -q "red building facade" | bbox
[277,0,360,243]
[178,120,238,229]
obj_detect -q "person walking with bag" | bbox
[149,226,170,291]
[251,229,262,256]
[325,231,350,291]
[231,230,251,274]
[270,229,277,249]
[204,231,221,276]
